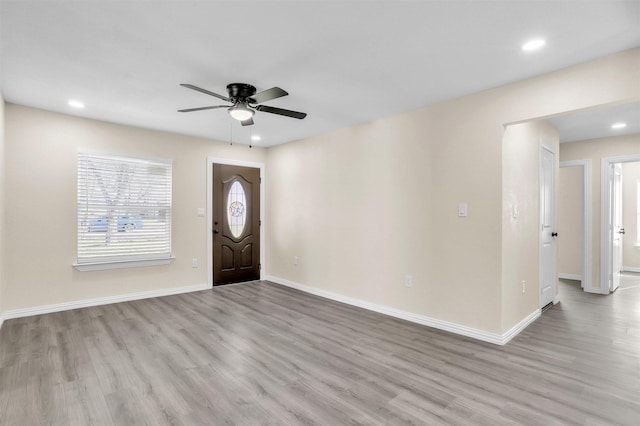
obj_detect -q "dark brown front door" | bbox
[212,164,260,285]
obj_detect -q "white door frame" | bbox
[207,157,266,287]
[559,159,594,293]
[600,154,640,294]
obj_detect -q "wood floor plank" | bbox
[1,277,639,425]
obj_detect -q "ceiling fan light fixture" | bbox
[228,104,254,121]
[179,83,306,125]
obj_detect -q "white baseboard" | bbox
[622,266,640,273]
[266,275,539,346]
[501,309,541,344]
[0,283,211,324]
[558,273,582,281]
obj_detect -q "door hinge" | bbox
[259,177,262,184]
[259,220,262,226]
[259,263,262,270]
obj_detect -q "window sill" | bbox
[73,257,175,271]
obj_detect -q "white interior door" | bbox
[540,147,556,308]
[611,163,623,292]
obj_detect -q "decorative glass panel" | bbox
[227,180,247,238]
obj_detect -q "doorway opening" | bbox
[601,157,640,293]
[558,160,593,292]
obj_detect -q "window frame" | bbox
[74,152,174,271]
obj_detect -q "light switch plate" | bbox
[458,203,468,217]
[196,208,205,217]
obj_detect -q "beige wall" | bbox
[3,104,266,311]
[267,104,506,333]
[501,120,559,331]
[267,48,640,335]
[623,161,640,269]
[557,165,584,277]
[0,92,5,316]
[2,48,639,337]
[560,133,640,288]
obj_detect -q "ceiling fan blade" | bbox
[251,87,288,104]
[178,105,228,113]
[256,105,307,119]
[180,84,230,102]
[241,117,254,126]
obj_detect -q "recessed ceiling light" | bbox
[611,122,627,129]
[251,135,261,141]
[522,39,546,51]
[68,99,85,109]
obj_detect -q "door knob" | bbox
[213,229,219,234]
[551,232,558,237]
[619,228,625,235]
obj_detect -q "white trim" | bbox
[266,275,539,346]
[623,266,640,273]
[502,309,541,344]
[1,283,210,321]
[0,314,4,330]
[601,154,640,294]
[206,157,266,286]
[560,159,594,293]
[73,257,175,271]
[558,273,582,281]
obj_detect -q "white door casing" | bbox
[540,146,556,309]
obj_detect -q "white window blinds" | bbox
[77,153,172,264]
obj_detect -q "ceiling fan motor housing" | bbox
[226,83,257,102]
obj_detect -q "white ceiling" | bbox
[549,101,640,143]
[1,1,639,147]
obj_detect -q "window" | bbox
[75,153,173,270]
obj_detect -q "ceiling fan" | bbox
[178,83,307,126]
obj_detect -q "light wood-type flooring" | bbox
[1,278,639,425]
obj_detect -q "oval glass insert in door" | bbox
[227,180,247,238]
